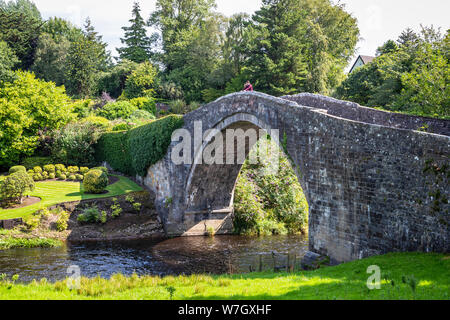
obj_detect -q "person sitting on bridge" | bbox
[243,81,253,92]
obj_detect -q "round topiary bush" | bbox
[80,167,89,175]
[49,173,56,179]
[68,174,77,181]
[0,171,35,205]
[43,164,56,173]
[9,166,27,175]
[42,171,49,180]
[68,166,79,174]
[59,174,67,180]
[91,166,108,175]
[55,164,66,172]
[33,166,43,174]
[75,174,84,181]
[83,169,108,194]
[33,173,43,181]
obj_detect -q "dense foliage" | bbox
[335,27,450,119]
[0,71,73,168]
[0,171,35,205]
[234,140,308,235]
[83,169,108,194]
[50,122,102,167]
[95,115,183,176]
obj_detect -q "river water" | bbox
[0,235,309,283]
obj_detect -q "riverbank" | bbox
[0,252,448,300]
[0,191,165,247]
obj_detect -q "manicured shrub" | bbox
[68,174,77,181]
[97,101,138,120]
[95,130,132,175]
[33,173,43,181]
[80,167,90,175]
[49,173,56,179]
[128,115,184,176]
[75,174,83,181]
[59,174,67,180]
[42,171,49,180]
[27,169,34,174]
[55,164,66,172]
[91,166,108,174]
[33,166,43,174]
[83,169,108,194]
[67,166,79,174]
[43,164,56,173]
[0,171,35,205]
[51,122,102,167]
[9,166,27,174]
[94,115,184,176]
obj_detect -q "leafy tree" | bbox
[0,71,74,167]
[31,33,71,86]
[0,0,41,21]
[376,40,399,56]
[118,2,156,63]
[244,0,309,95]
[149,0,222,102]
[123,61,158,99]
[0,41,18,84]
[83,17,111,71]
[41,17,84,42]
[66,18,111,97]
[97,59,139,98]
[242,0,358,96]
[66,36,97,97]
[336,27,449,119]
[0,9,42,70]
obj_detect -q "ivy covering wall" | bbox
[95,115,184,176]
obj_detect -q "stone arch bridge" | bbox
[139,92,449,263]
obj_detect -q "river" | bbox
[0,235,308,283]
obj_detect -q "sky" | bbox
[28,0,450,69]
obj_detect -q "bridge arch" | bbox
[142,92,449,263]
[184,112,308,215]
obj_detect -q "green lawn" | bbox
[0,175,143,220]
[0,252,448,300]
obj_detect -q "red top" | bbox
[244,84,253,91]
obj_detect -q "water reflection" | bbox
[0,235,308,283]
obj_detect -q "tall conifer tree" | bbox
[118,2,154,63]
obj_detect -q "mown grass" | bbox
[0,252,448,300]
[0,175,143,220]
[0,237,62,250]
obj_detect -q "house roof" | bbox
[360,55,375,64]
[349,55,375,73]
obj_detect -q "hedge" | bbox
[95,115,184,176]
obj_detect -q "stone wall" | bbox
[143,92,449,263]
[282,93,450,136]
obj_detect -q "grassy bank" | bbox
[0,252,448,300]
[0,175,143,220]
[0,237,62,250]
